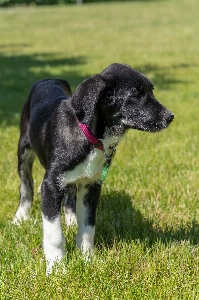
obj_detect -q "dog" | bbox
[13,63,174,274]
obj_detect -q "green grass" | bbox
[1,0,199,298]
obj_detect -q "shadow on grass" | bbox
[0,50,192,127]
[133,63,191,89]
[96,190,199,249]
[0,52,87,126]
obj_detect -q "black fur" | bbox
[14,63,174,273]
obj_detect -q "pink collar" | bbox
[78,122,104,151]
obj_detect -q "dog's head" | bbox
[72,63,174,137]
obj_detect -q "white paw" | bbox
[12,205,31,225]
[64,210,77,227]
[42,214,66,275]
[44,235,66,275]
[76,225,95,258]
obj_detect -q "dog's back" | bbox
[29,79,72,115]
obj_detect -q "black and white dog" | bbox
[13,63,174,274]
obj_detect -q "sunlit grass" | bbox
[1,0,199,298]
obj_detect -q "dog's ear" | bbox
[71,74,106,125]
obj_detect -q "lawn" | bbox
[0,0,199,298]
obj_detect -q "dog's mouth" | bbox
[121,114,174,133]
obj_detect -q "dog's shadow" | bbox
[95,190,199,249]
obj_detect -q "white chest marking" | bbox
[59,148,105,187]
[58,134,122,187]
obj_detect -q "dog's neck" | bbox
[78,122,104,151]
[79,117,123,158]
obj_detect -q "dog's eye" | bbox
[133,92,140,97]
[132,89,141,97]
[132,87,141,97]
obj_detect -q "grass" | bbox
[1,0,199,298]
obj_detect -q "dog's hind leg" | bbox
[63,184,77,226]
[13,139,36,224]
[76,182,101,257]
[13,100,36,224]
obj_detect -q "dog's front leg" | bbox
[76,181,101,257]
[41,178,66,275]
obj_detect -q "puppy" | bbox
[13,63,174,274]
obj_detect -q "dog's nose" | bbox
[167,114,174,124]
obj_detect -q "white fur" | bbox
[59,148,104,187]
[103,133,122,157]
[12,201,32,224]
[77,224,95,259]
[13,149,35,224]
[64,207,77,226]
[42,214,66,275]
[59,135,121,188]
[76,185,95,255]
[13,180,32,224]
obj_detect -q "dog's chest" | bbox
[59,149,105,186]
